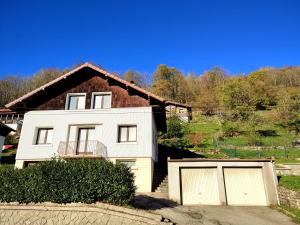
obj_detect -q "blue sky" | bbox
[0,0,299,78]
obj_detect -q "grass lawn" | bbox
[275,158,300,164]
[279,176,300,192]
[184,112,300,161]
[278,205,300,223]
[278,176,300,223]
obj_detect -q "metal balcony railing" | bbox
[0,114,24,124]
[57,140,107,158]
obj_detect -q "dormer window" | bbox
[91,92,112,109]
[66,93,86,110]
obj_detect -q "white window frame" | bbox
[65,93,86,110]
[91,92,112,109]
[117,125,137,143]
[35,128,53,145]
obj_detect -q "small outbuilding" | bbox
[168,158,279,206]
[0,122,15,152]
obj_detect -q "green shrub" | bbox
[4,134,19,145]
[222,121,241,137]
[0,159,135,205]
[166,115,184,138]
[159,137,193,149]
[247,132,263,146]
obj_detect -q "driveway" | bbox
[134,193,297,225]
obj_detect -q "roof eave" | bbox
[5,62,166,108]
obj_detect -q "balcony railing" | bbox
[0,113,24,124]
[57,140,107,158]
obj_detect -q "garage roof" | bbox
[168,158,274,162]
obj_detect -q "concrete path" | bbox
[135,193,297,225]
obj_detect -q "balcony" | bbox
[57,140,107,158]
[0,113,24,124]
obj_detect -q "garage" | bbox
[181,168,220,205]
[223,168,268,206]
[168,158,279,206]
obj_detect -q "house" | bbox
[166,101,192,122]
[0,108,23,133]
[3,62,189,192]
[0,122,15,153]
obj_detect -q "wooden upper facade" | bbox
[6,63,165,110]
[3,62,191,131]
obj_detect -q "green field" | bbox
[279,176,300,192]
[164,111,300,163]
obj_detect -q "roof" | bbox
[165,101,192,109]
[168,158,274,162]
[5,62,166,108]
[0,122,15,136]
[0,108,16,114]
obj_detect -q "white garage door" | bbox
[181,168,221,205]
[224,168,268,206]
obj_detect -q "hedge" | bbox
[0,159,136,205]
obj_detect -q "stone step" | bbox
[156,185,168,190]
[157,180,168,185]
[154,175,169,193]
[157,183,168,187]
[153,180,168,185]
[153,178,168,184]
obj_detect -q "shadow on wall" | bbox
[151,144,202,192]
[157,144,203,164]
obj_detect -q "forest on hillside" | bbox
[1,64,299,130]
[0,64,299,124]
[1,64,300,160]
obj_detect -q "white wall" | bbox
[0,135,5,153]
[16,107,156,161]
[168,159,279,205]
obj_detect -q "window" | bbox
[118,125,137,142]
[92,92,112,109]
[116,159,136,169]
[66,94,86,110]
[77,127,95,154]
[36,128,53,145]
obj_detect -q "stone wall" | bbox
[278,186,300,209]
[0,202,173,225]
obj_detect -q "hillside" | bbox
[160,110,300,164]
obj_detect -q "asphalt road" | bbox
[134,194,297,225]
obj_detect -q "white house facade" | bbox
[3,62,186,193]
[15,107,158,192]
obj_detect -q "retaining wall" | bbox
[278,186,300,209]
[0,202,173,225]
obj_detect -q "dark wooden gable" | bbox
[12,67,159,110]
[7,65,167,132]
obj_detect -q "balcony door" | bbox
[77,127,95,154]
